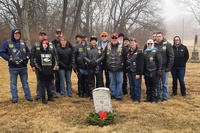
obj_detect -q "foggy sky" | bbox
[160,0,200,44]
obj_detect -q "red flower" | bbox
[99,111,107,120]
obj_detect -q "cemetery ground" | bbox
[0,56,200,133]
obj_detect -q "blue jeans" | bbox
[109,71,123,99]
[157,70,169,100]
[171,67,186,96]
[9,67,32,100]
[59,69,72,96]
[128,72,142,101]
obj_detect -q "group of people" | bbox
[0,29,189,104]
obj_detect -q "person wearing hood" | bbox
[144,39,162,102]
[0,29,32,103]
[33,39,56,104]
[155,32,174,101]
[171,36,189,96]
[105,33,126,100]
[125,38,144,102]
[143,32,157,51]
[98,32,110,88]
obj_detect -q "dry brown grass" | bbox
[0,57,200,133]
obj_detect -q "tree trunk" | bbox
[70,0,83,39]
[61,0,68,33]
[22,0,31,45]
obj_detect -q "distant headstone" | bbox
[190,35,200,63]
[92,87,113,113]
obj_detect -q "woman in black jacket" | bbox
[57,37,74,97]
[34,39,56,104]
[125,38,144,102]
[171,36,189,96]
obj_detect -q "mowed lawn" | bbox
[0,57,200,133]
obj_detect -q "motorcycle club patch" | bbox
[87,47,91,51]
[22,48,26,52]
[162,46,166,51]
[79,48,83,52]
[152,50,156,53]
[36,47,40,50]
[149,56,154,62]
[117,47,122,53]
[9,44,14,49]
[41,54,52,66]
[49,44,53,50]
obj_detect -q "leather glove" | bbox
[156,70,162,77]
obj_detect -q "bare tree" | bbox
[187,0,200,25]
[70,0,83,38]
[0,0,165,44]
[61,0,68,33]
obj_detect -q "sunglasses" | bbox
[147,43,153,45]
[174,39,180,41]
[101,35,107,37]
[111,37,118,39]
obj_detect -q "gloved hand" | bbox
[156,70,162,77]
[91,59,97,67]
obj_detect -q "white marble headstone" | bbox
[92,87,113,113]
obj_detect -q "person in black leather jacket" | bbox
[84,36,104,97]
[105,33,126,100]
[144,39,162,102]
[74,35,89,97]
[155,32,174,101]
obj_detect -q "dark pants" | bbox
[144,71,158,102]
[35,70,41,98]
[78,69,89,97]
[122,72,128,95]
[128,72,142,101]
[171,67,186,96]
[88,70,104,96]
[40,80,54,100]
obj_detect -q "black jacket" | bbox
[155,40,174,71]
[34,44,56,81]
[57,43,75,70]
[0,29,30,68]
[126,49,144,75]
[31,42,58,68]
[74,42,88,69]
[84,45,105,72]
[172,44,189,68]
[144,48,162,73]
[52,38,60,48]
[105,43,126,72]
